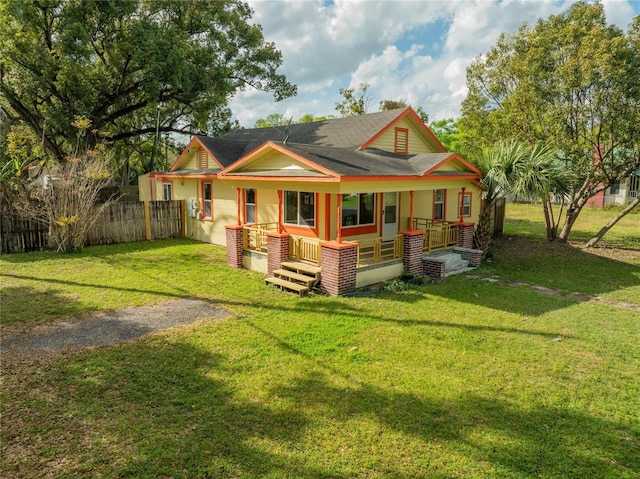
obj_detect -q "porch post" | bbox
[459,187,466,223]
[409,190,415,231]
[236,188,242,225]
[336,193,342,243]
[277,190,284,234]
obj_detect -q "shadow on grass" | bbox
[272,372,640,478]
[7,338,636,478]
[2,341,347,479]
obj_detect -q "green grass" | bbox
[2,206,639,478]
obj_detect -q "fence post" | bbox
[144,201,152,240]
[180,200,187,237]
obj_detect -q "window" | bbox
[394,127,408,154]
[163,182,173,201]
[245,189,255,224]
[609,183,620,195]
[198,150,208,169]
[284,191,315,227]
[342,193,375,227]
[202,181,212,219]
[458,192,471,218]
[433,189,445,221]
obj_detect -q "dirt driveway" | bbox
[2,299,230,357]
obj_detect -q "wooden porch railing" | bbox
[243,222,278,253]
[412,218,459,252]
[290,235,321,265]
[353,234,403,268]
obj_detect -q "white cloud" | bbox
[230,0,640,127]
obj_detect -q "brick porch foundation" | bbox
[266,232,290,275]
[318,241,357,296]
[225,225,244,268]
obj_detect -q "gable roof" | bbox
[171,107,478,180]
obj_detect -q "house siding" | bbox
[368,118,435,154]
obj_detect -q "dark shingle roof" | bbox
[192,109,473,178]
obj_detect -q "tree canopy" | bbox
[0,0,296,166]
[461,1,640,240]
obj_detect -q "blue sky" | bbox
[230,0,640,127]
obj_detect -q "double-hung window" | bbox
[202,181,212,219]
[245,189,256,224]
[341,193,375,227]
[163,182,173,201]
[433,189,445,221]
[458,192,471,218]
[284,191,315,227]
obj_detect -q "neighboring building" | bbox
[586,173,640,208]
[139,107,484,295]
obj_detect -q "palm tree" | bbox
[473,140,528,255]
[510,144,572,240]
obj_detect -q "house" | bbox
[139,107,484,295]
[585,172,640,208]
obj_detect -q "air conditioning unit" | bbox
[187,199,198,218]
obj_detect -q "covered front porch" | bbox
[239,217,463,269]
[225,212,480,296]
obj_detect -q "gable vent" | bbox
[395,127,408,154]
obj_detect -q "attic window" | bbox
[198,150,208,169]
[394,127,408,154]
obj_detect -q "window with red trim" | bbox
[284,191,315,227]
[202,181,212,219]
[394,127,409,154]
[341,193,375,227]
[458,192,471,218]
[433,189,445,221]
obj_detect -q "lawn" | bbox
[1,204,639,478]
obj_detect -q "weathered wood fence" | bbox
[1,200,185,254]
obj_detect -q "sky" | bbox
[229,0,640,128]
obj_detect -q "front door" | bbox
[382,192,398,237]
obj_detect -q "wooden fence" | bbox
[1,200,185,254]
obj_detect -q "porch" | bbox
[227,218,480,296]
[240,218,461,269]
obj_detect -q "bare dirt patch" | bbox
[2,299,230,357]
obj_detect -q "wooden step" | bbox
[265,276,309,295]
[280,261,321,276]
[272,269,318,286]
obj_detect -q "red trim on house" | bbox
[169,136,225,171]
[432,189,446,221]
[237,188,242,225]
[409,190,415,231]
[341,224,377,236]
[422,153,482,177]
[152,173,218,180]
[360,107,447,153]
[219,141,339,178]
[201,180,213,221]
[324,194,331,241]
[277,190,284,233]
[394,127,409,154]
[320,240,358,250]
[458,189,472,220]
[337,194,342,243]
[281,192,319,237]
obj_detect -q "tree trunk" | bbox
[542,200,557,240]
[586,198,640,247]
[473,198,495,258]
[558,199,586,242]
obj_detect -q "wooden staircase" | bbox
[265,261,321,296]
